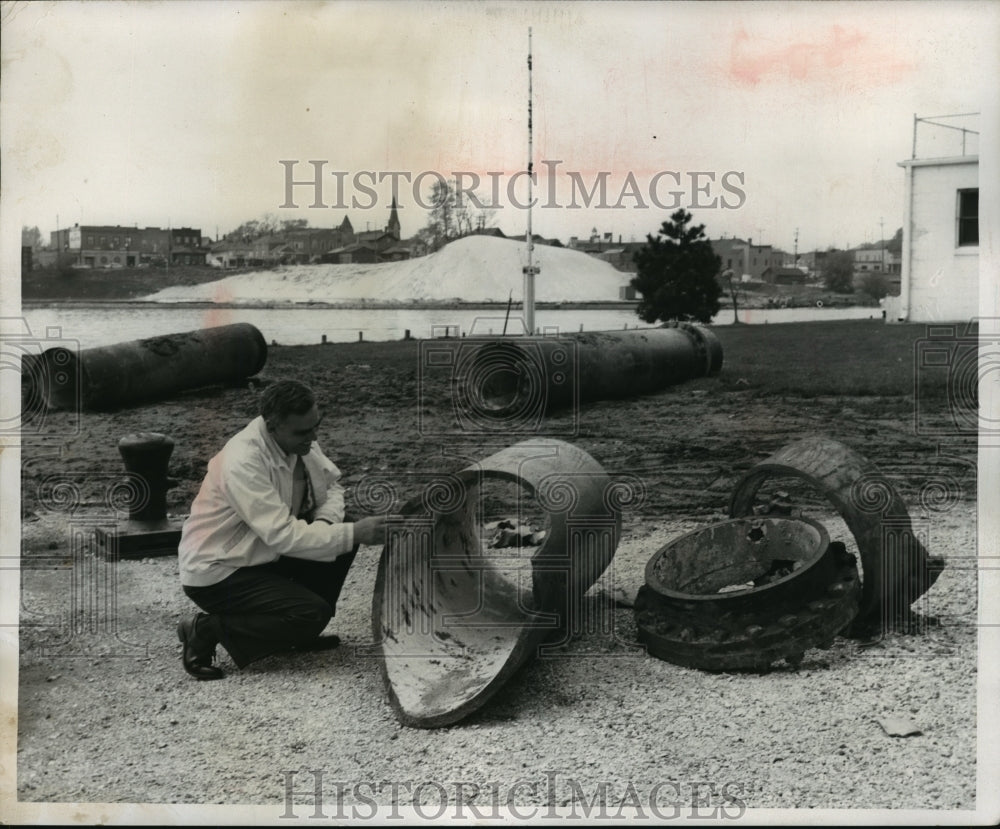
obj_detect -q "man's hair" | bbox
[260,380,316,423]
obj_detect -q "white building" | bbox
[853,246,900,275]
[891,115,979,322]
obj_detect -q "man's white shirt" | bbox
[178,416,355,586]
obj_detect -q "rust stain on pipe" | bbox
[371,439,622,728]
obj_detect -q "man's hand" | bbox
[353,515,391,546]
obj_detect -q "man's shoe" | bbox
[177,616,224,680]
[290,634,341,653]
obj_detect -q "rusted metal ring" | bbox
[635,538,861,673]
[728,437,942,634]
[677,323,724,376]
[642,515,834,614]
[371,439,622,728]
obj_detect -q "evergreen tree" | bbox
[630,210,722,324]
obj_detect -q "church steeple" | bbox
[387,197,401,240]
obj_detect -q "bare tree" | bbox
[721,268,745,324]
[22,225,43,251]
[420,177,498,251]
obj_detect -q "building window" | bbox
[87,235,94,245]
[958,189,978,247]
[100,236,106,245]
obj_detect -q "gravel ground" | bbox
[15,502,977,816]
[9,335,985,821]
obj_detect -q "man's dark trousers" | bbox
[183,551,357,667]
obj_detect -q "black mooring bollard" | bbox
[117,432,175,521]
[95,432,185,559]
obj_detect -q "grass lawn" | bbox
[284,318,961,401]
[711,319,965,400]
[21,264,254,301]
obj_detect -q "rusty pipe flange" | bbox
[371,439,622,728]
[676,323,724,376]
[642,515,834,616]
[728,437,943,635]
[635,538,861,673]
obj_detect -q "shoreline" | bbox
[20,297,876,311]
[20,299,642,311]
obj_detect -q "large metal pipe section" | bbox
[38,323,267,411]
[728,437,944,635]
[459,324,722,422]
[372,439,623,728]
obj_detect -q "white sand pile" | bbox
[143,236,632,304]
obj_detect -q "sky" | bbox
[2,0,997,255]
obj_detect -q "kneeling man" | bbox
[177,380,387,679]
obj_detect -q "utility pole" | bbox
[794,228,799,265]
[522,26,539,336]
[879,217,885,272]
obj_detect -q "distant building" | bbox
[382,241,427,262]
[568,229,641,272]
[169,227,206,265]
[568,229,616,253]
[321,242,379,264]
[282,228,353,263]
[795,250,818,273]
[852,246,901,275]
[48,223,205,267]
[328,198,409,261]
[354,231,398,254]
[208,239,254,268]
[709,237,778,281]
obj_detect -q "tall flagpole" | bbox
[522,27,539,336]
